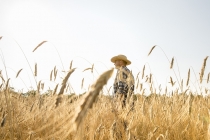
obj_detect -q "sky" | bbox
[0,0,210,94]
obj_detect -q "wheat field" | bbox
[0,43,210,140]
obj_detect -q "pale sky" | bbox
[0,0,210,94]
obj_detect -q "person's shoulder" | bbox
[121,66,131,73]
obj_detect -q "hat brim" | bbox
[111,56,131,65]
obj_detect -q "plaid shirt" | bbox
[113,66,135,95]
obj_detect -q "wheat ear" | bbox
[55,68,76,107]
[16,68,23,78]
[83,68,92,72]
[207,72,210,83]
[81,78,84,89]
[148,45,156,56]
[32,41,47,52]
[170,57,174,69]
[72,68,114,130]
[69,60,73,69]
[200,56,208,83]
[58,68,76,95]
[186,69,190,86]
[34,63,37,77]
[142,65,145,79]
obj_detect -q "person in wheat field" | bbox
[111,54,135,107]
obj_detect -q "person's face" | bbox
[114,60,124,69]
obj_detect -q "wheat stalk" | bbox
[170,57,174,69]
[0,75,5,83]
[200,56,208,83]
[72,68,114,130]
[1,113,6,127]
[41,83,44,90]
[32,41,47,52]
[5,78,10,90]
[16,68,23,78]
[135,71,140,81]
[136,78,139,90]
[148,45,156,56]
[91,64,94,73]
[53,84,59,95]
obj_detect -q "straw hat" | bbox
[111,54,131,65]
